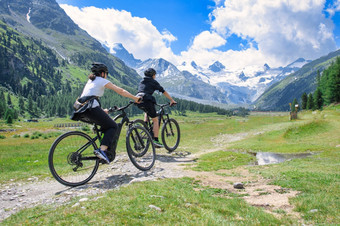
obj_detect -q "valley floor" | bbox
[1,135,302,223]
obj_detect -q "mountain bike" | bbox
[133,103,180,152]
[48,101,155,187]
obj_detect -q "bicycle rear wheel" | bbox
[161,118,180,152]
[126,125,155,171]
[48,131,99,187]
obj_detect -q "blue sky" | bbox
[57,0,340,69]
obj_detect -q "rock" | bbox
[149,205,162,212]
[185,203,192,207]
[79,198,89,202]
[150,195,164,199]
[233,182,244,189]
[72,203,80,208]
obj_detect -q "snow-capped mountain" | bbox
[177,58,310,103]
[135,58,232,104]
[112,43,309,106]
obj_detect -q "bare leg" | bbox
[151,117,159,138]
[100,145,108,151]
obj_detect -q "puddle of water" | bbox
[253,152,313,165]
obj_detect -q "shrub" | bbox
[81,125,90,132]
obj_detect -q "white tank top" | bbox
[81,77,110,108]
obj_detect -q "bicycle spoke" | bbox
[126,125,155,171]
[49,131,99,187]
[162,118,180,152]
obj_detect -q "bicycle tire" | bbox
[48,131,99,187]
[133,119,154,137]
[126,125,156,171]
[132,119,148,130]
[161,118,180,152]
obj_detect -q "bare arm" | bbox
[105,82,140,102]
[163,91,177,106]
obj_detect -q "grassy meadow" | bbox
[0,104,339,225]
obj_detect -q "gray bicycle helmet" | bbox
[144,68,156,77]
[91,62,108,73]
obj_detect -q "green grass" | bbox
[2,178,294,225]
[0,117,131,182]
[252,150,340,224]
[228,109,340,153]
[0,107,339,224]
[192,151,255,171]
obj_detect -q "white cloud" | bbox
[60,4,177,62]
[326,0,340,16]
[202,0,337,67]
[191,31,226,50]
[179,45,267,70]
[60,1,337,70]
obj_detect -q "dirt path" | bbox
[0,127,302,222]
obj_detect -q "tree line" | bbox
[291,57,340,112]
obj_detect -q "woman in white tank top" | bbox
[77,62,141,164]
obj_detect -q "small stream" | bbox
[253,152,313,165]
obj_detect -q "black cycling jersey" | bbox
[138,77,165,95]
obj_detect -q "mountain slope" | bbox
[254,49,340,111]
[0,0,140,87]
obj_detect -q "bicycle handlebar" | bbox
[109,99,175,113]
[155,102,177,108]
[108,101,135,113]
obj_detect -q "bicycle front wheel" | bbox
[161,118,180,152]
[48,131,99,187]
[126,125,156,171]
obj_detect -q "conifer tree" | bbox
[6,113,13,124]
[307,93,314,110]
[18,97,25,115]
[4,108,13,123]
[0,90,6,118]
[7,93,12,106]
[319,57,340,104]
[301,92,308,110]
[27,96,33,115]
[313,88,323,110]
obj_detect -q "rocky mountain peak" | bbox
[263,63,270,70]
[209,61,225,72]
[112,43,141,68]
[191,61,198,69]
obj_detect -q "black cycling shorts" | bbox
[137,101,157,118]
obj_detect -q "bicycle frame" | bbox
[78,102,135,160]
[144,103,171,133]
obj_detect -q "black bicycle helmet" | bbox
[91,62,108,73]
[144,68,156,77]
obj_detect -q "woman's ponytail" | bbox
[88,73,96,81]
